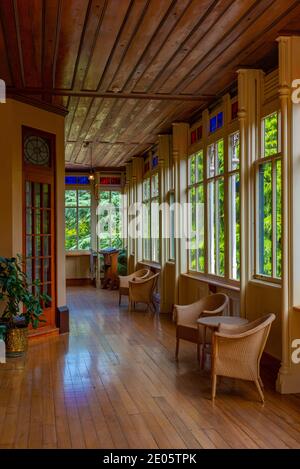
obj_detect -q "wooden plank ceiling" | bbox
[1,0,300,169]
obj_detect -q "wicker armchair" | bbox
[118,269,150,305]
[173,293,229,361]
[211,313,275,403]
[128,272,160,312]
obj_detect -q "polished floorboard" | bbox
[1,286,300,449]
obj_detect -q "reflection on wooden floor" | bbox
[1,286,300,449]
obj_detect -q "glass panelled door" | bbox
[22,125,56,332]
[25,177,55,328]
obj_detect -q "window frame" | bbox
[254,110,282,283]
[186,101,240,286]
[168,190,175,262]
[228,131,240,281]
[187,149,206,273]
[65,185,92,253]
[168,155,175,262]
[97,188,123,251]
[142,171,160,263]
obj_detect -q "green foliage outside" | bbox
[188,114,281,281]
[98,191,122,250]
[117,249,127,276]
[216,140,225,276]
[65,190,91,251]
[259,113,282,277]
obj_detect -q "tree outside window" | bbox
[65,189,91,251]
[256,112,282,279]
[98,190,122,250]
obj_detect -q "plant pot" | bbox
[5,327,28,357]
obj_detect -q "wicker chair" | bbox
[128,272,160,312]
[118,269,150,305]
[211,313,276,403]
[173,293,229,361]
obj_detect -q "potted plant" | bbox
[0,256,49,357]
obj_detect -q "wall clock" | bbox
[24,135,50,167]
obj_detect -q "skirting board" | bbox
[56,305,70,334]
[66,278,95,286]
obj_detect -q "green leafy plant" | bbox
[117,249,127,276]
[0,256,49,329]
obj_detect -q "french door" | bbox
[24,173,56,329]
[22,126,56,331]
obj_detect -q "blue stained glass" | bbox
[77,176,89,185]
[152,155,158,168]
[217,112,223,128]
[210,116,217,133]
[65,176,90,185]
[65,176,77,185]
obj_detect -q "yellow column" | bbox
[237,69,264,317]
[158,134,171,313]
[276,36,300,393]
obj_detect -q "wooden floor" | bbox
[1,286,300,449]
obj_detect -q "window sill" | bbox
[181,272,240,292]
[294,306,300,312]
[139,260,161,270]
[66,251,91,257]
[249,278,282,289]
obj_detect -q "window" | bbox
[207,140,225,276]
[187,128,240,282]
[65,189,91,251]
[98,190,122,250]
[229,132,240,280]
[65,176,89,185]
[169,191,175,261]
[256,112,281,279]
[143,173,160,262]
[210,112,223,133]
[188,150,205,272]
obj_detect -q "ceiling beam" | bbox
[7,87,215,102]
[66,140,156,145]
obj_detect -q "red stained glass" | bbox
[110,177,121,185]
[197,126,203,140]
[232,101,238,120]
[191,130,196,144]
[100,177,111,185]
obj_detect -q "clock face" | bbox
[24,135,50,167]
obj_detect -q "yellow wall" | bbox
[66,254,90,279]
[0,98,66,307]
[0,101,13,256]
[246,282,282,360]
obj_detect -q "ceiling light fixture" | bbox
[87,141,95,182]
[111,84,121,93]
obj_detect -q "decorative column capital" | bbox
[172,149,179,162]
[278,84,291,99]
[237,108,247,120]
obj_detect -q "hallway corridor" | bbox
[1,286,300,449]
